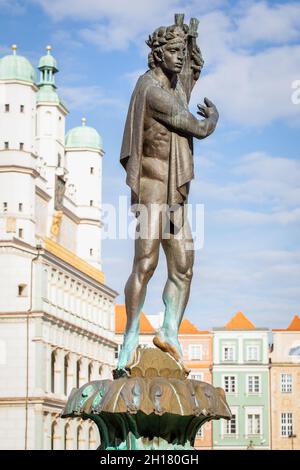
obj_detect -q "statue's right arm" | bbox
[147,86,218,139]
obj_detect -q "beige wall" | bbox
[271,331,300,450]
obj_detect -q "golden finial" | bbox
[46,45,52,54]
[11,44,17,55]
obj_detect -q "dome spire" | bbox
[11,44,17,55]
[82,117,87,127]
[37,45,60,104]
[38,45,58,87]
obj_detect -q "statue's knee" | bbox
[138,258,157,281]
[173,266,193,284]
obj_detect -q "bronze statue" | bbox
[62,15,232,449]
[117,14,219,373]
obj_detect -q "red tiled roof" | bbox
[115,304,155,334]
[225,311,255,330]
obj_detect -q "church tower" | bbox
[0,45,37,245]
[65,118,104,270]
[35,46,68,236]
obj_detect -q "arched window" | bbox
[88,426,96,450]
[76,359,81,389]
[51,350,56,393]
[51,421,58,450]
[64,423,73,450]
[64,355,69,395]
[77,425,84,450]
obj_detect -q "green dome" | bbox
[36,84,60,104]
[38,46,58,72]
[38,54,58,71]
[0,51,36,83]
[65,119,103,151]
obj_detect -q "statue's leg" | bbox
[153,209,194,360]
[117,214,161,370]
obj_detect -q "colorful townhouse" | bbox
[270,315,300,450]
[212,312,270,450]
[178,320,213,450]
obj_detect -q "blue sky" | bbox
[1,0,299,329]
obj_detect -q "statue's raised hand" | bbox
[197,98,219,123]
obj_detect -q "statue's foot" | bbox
[153,330,182,362]
[153,329,190,376]
[116,331,139,371]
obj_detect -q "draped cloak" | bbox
[120,70,194,207]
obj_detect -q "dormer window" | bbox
[20,105,24,113]
[4,142,9,150]
[19,142,24,150]
[90,200,93,206]
[90,167,94,175]
[3,202,8,212]
[5,104,9,112]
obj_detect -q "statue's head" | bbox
[146,24,188,74]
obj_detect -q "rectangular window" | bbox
[19,142,24,150]
[225,414,236,435]
[20,105,24,113]
[18,228,23,238]
[5,104,9,112]
[281,413,293,437]
[90,167,94,175]
[18,284,27,296]
[90,200,93,206]
[189,344,203,360]
[247,414,261,435]
[18,203,23,212]
[224,376,236,393]
[223,346,235,361]
[281,374,292,393]
[90,248,93,256]
[3,202,8,212]
[196,427,204,438]
[248,376,260,393]
[247,346,259,361]
[190,373,203,381]
[4,142,9,150]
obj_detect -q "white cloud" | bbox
[31,1,300,126]
[193,44,300,126]
[60,85,123,110]
[194,151,300,212]
[235,2,300,46]
[214,207,300,226]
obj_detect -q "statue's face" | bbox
[161,40,186,74]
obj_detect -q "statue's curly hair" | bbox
[146,24,188,70]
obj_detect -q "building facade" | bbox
[0,45,117,450]
[212,312,270,450]
[178,320,213,450]
[270,315,300,450]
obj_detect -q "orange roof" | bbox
[225,311,255,330]
[273,315,300,332]
[179,319,203,334]
[287,315,300,331]
[115,304,155,334]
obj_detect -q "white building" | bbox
[0,45,118,450]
